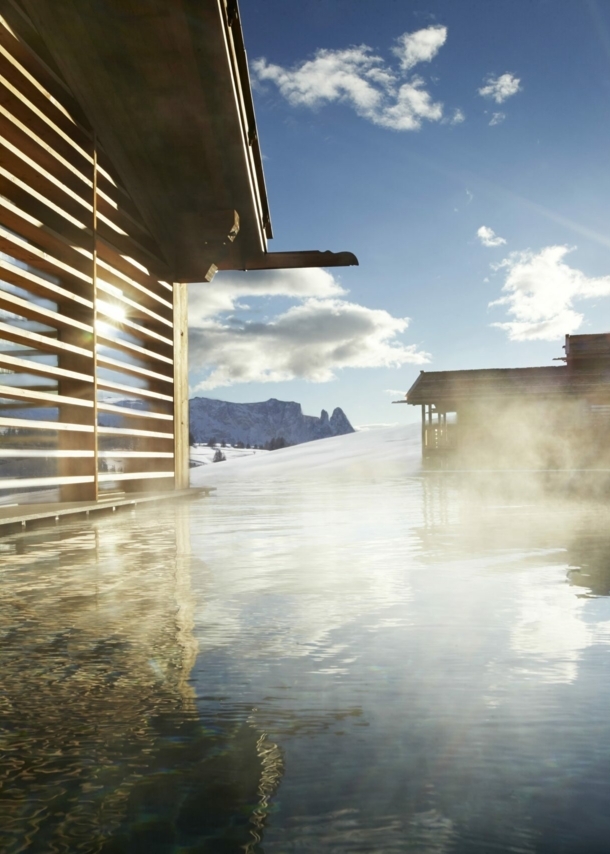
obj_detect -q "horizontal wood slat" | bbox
[0,474,94,490]
[96,353,173,384]
[96,280,173,327]
[0,103,91,190]
[0,195,92,269]
[0,448,94,457]
[0,254,90,307]
[96,331,172,366]
[96,257,172,310]
[97,450,174,458]
[0,12,91,128]
[97,471,174,483]
[97,402,173,421]
[0,351,93,382]
[0,164,91,231]
[96,379,173,403]
[0,287,93,331]
[94,310,173,348]
[0,319,92,357]
[0,383,93,406]
[0,127,92,209]
[0,61,91,156]
[0,222,92,287]
[0,414,93,431]
[97,424,174,440]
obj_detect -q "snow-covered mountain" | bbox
[189,397,354,447]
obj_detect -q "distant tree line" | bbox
[191,436,291,451]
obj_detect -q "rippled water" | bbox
[3,469,610,852]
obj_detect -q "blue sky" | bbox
[188,0,610,427]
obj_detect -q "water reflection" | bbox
[0,505,277,853]
[4,472,610,851]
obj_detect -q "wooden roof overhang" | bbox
[404,366,610,409]
[19,0,357,282]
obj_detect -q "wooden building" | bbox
[401,333,610,469]
[0,0,357,503]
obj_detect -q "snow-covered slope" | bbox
[190,424,421,485]
[189,397,354,447]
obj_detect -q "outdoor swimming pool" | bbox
[2,465,610,852]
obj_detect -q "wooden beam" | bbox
[173,281,189,489]
[210,250,359,276]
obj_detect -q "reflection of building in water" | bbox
[0,504,282,853]
[567,526,610,597]
[399,333,610,470]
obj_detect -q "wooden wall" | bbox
[0,1,185,501]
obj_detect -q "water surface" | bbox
[2,468,610,852]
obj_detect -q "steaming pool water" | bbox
[3,462,610,852]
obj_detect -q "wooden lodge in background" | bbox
[400,333,610,469]
[0,0,357,506]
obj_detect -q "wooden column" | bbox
[173,281,189,490]
[58,139,97,502]
[421,404,426,458]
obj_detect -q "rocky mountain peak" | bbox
[188,397,354,447]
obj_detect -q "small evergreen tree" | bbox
[213,448,226,463]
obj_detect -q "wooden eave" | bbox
[405,365,610,407]
[17,0,358,281]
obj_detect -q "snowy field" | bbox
[189,445,269,467]
[190,423,421,485]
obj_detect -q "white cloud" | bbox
[392,25,447,71]
[371,77,443,131]
[384,388,406,396]
[449,108,465,125]
[489,111,506,126]
[477,225,507,248]
[490,245,610,341]
[190,298,430,390]
[478,73,522,104]
[252,26,458,132]
[188,268,345,320]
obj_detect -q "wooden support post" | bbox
[173,281,189,490]
[421,404,426,458]
[58,136,97,502]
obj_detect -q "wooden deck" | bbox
[0,487,214,536]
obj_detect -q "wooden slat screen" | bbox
[0,2,179,501]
